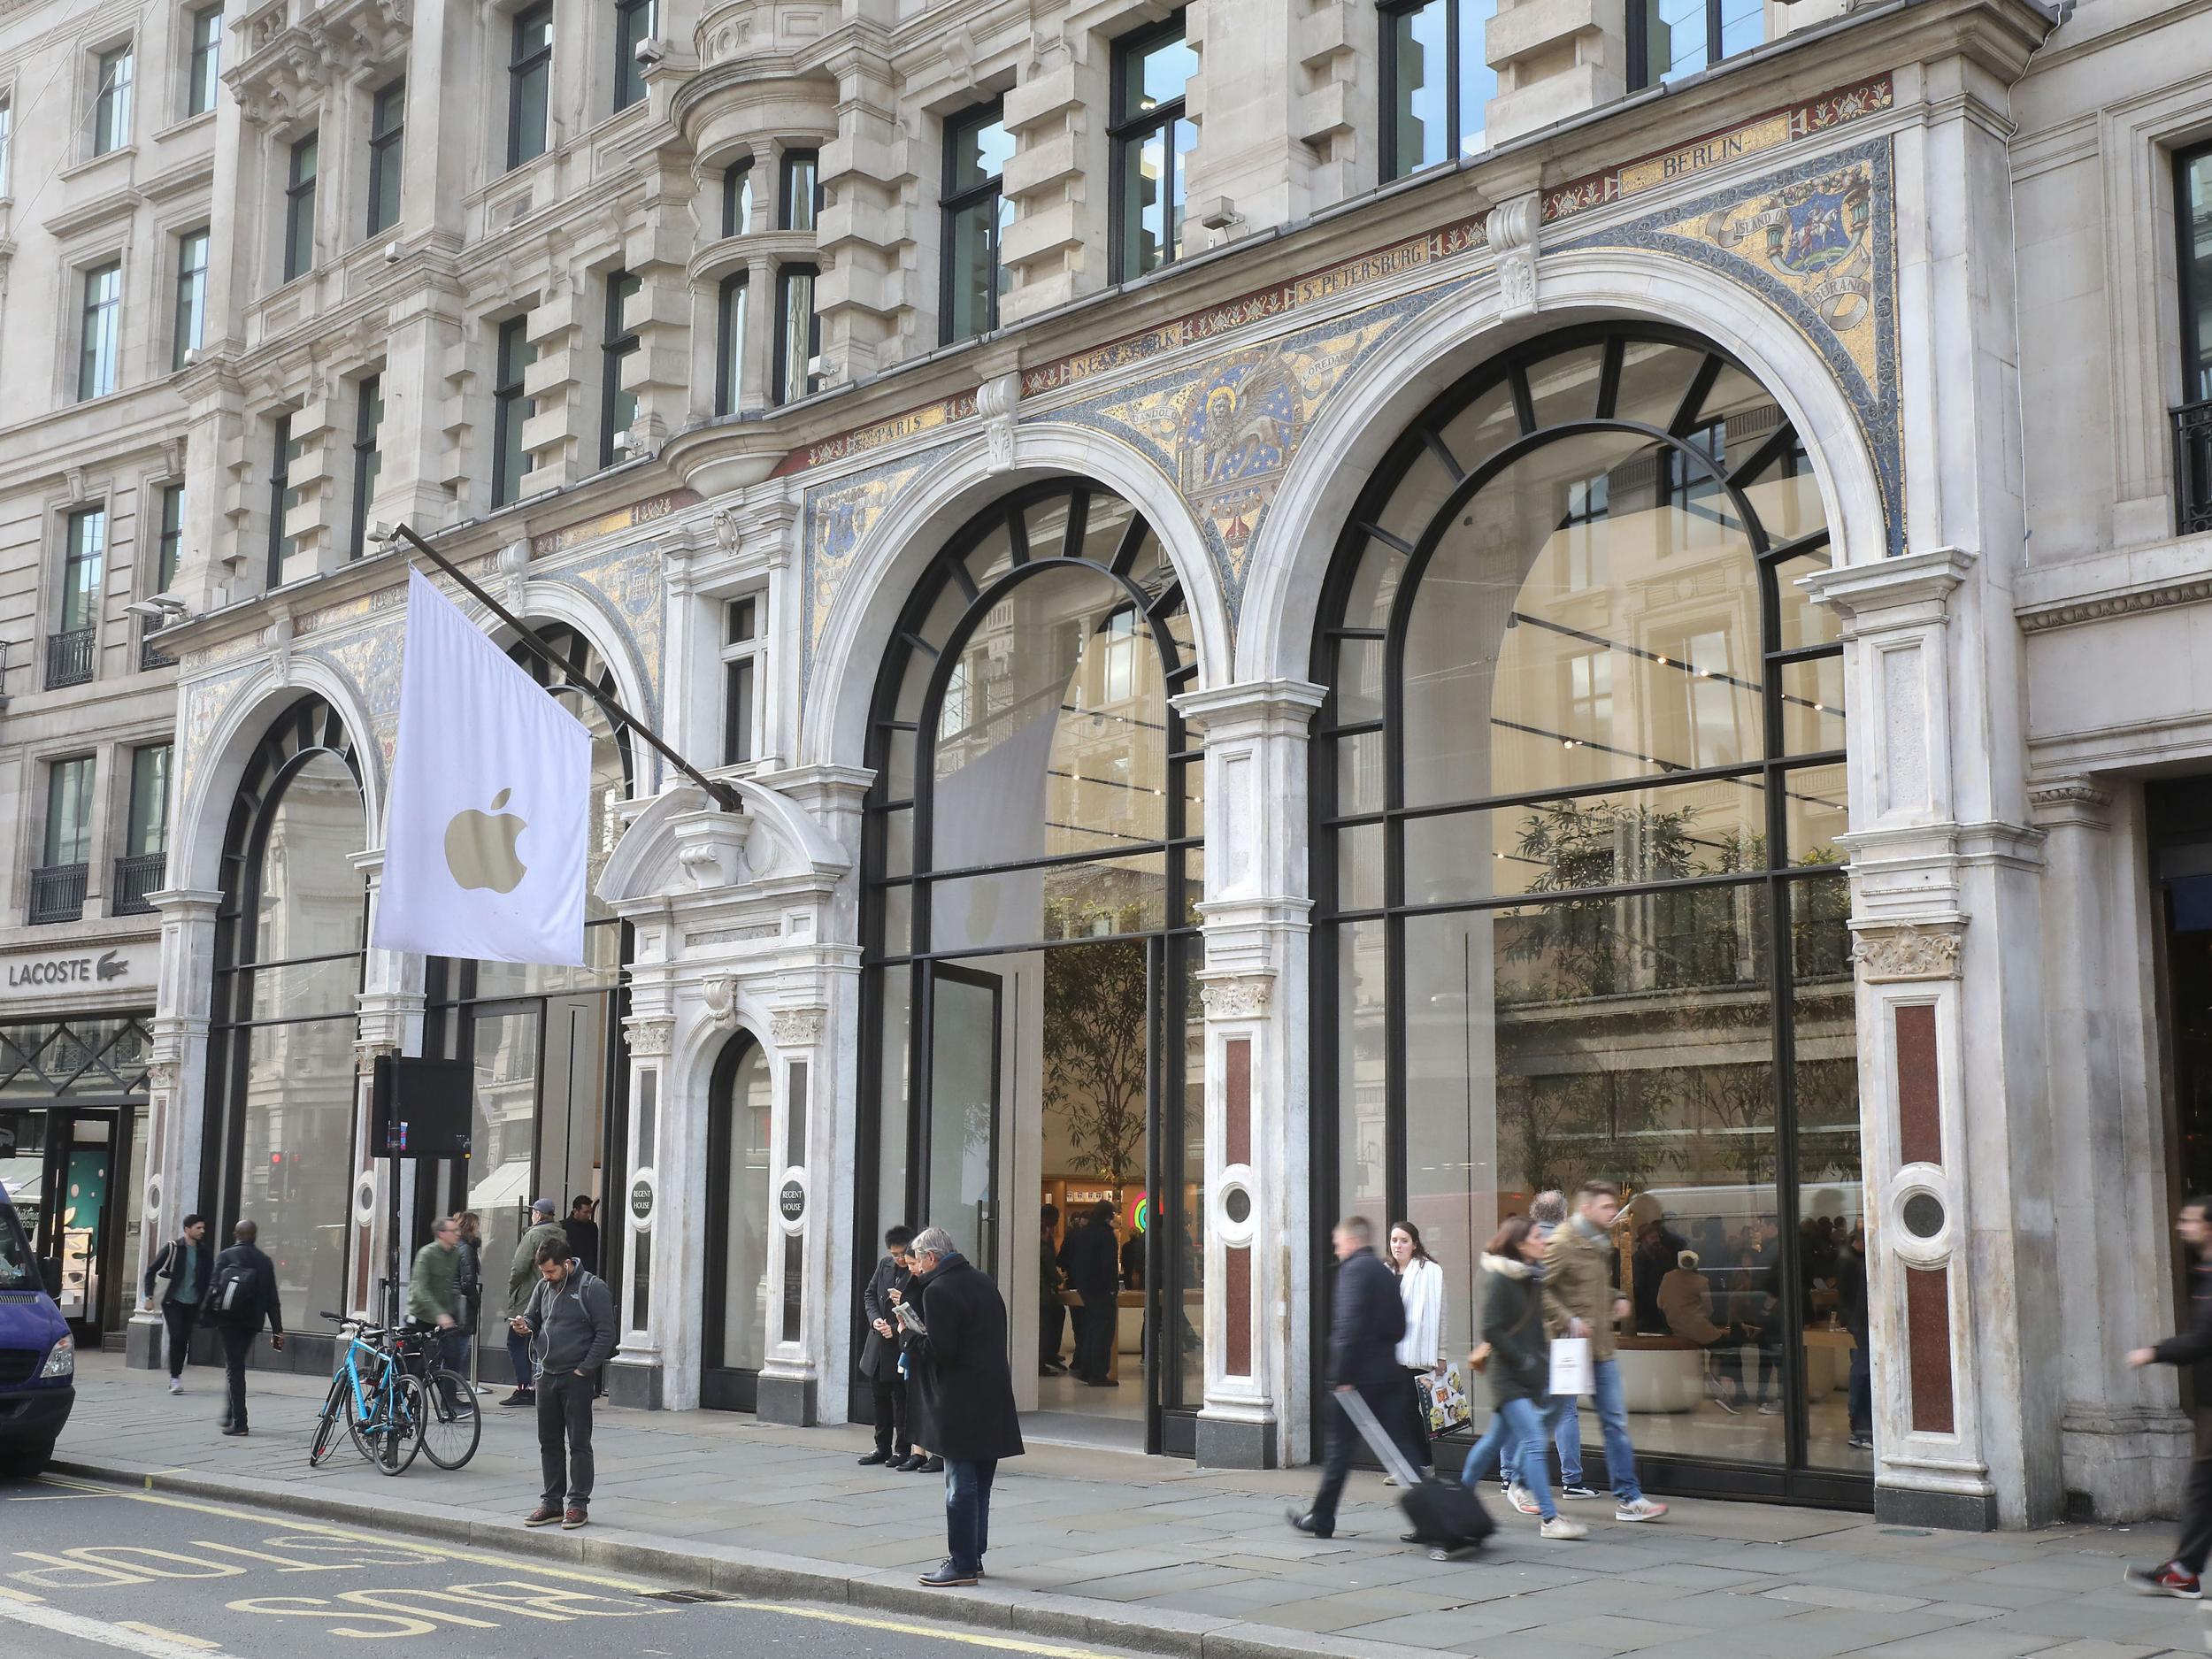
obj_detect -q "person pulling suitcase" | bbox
[1338,1387,1496,1557]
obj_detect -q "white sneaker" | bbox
[1506,1484,1540,1516]
[1757,1401,1784,1417]
[167,1378,182,1395]
[1615,1497,1670,1522]
[1539,1516,1591,1540]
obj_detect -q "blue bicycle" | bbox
[310,1314,423,1475]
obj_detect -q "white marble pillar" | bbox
[1176,678,1325,1469]
[609,1008,674,1410]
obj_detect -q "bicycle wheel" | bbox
[417,1371,481,1471]
[309,1376,348,1467]
[343,1374,380,1464]
[369,1373,425,1476]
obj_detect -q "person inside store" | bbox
[1039,1205,1067,1376]
[564,1195,602,1276]
[1658,1248,1747,1414]
[1056,1200,1121,1386]
[1631,1217,1686,1335]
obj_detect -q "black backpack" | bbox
[211,1256,258,1321]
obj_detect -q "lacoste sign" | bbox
[1,943,154,999]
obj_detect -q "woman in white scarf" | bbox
[1390,1221,1446,1471]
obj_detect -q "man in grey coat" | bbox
[511,1236,617,1529]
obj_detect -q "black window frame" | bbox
[60,505,105,634]
[599,270,641,468]
[92,41,133,156]
[939,100,1009,346]
[155,482,183,592]
[2174,142,2212,537]
[78,258,122,401]
[1378,0,1494,180]
[43,754,96,867]
[721,156,754,236]
[366,77,405,237]
[720,595,761,766]
[772,262,819,406]
[613,0,653,111]
[265,411,295,587]
[173,225,210,372]
[126,741,172,860]
[185,4,221,119]
[715,269,749,416]
[492,314,534,507]
[1107,13,1194,284]
[282,129,318,282]
[778,148,818,232]
[1625,0,1760,91]
[507,0,553,171]
[349,375,383,562]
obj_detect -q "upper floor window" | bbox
[60,507,105,635]
[509,2,553,169]
[267,412,303,586]
[774,264,819,404]
[601,271,641,467]
[2175,145,2212,536]
[43,756,96,871]
[155,484,183,592]
[779,148,818,232]
[127,743,173,860]
[283,131,319,281]
[350,376,383,560]
[173,227,210,371]
[716,272,748,416]
[942,103,1011,344]
[1628,0,1762,89]
[613,0,654,111]
[722,156,754,236]
[367,79,405,236]
[93,42,134,156]
[721,595,763,766]
[186,4,222,118]
[493,314,536,505]
[1110,15,1196,281]
[79,261,122,400]
[1381,0,1496,178]
[0,96,12,195]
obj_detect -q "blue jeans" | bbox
[507,1329,534,1392]
[1462,1398,1561,1521]
[1502,1395,1581,1486]
[944,1457,998,1576]
[1586,1356,1644,1502]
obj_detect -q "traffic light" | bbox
[269,1150,287,1202]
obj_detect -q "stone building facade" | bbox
[5,0,2199,1530]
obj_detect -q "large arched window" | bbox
[204,695,367,1328]
[1313,326,1862,1500]
[861,480,1209,1449]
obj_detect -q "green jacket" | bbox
[407,1240,462,1325]
[509,1221,567,1317]
[1542,1214,1622,1360]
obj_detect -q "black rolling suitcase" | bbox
[1337,1387,1495,1558]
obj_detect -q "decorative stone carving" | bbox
[702,976,740,1030]
[1486,193,1540,319]
[978,373,1020,473]
[625,1017,676,1056]
[770,1007,826,1048]
[2028,781,2113,810]
[146,1059,181,1093]
[1200,976,1274,1020]
[685,923,780,949]
[714,507,742,554]
[1851,925,1962,982]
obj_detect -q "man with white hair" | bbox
[905,1225,1024,1587]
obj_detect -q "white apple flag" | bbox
[373,566,593,965]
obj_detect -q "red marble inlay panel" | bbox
[1226,1037,1251,1168]
[1895,1002,1941,1168]
[1905,1264,1955,1434]
[1225,1246,1252,1377]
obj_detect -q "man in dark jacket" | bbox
[1056,1202,1120,1386]
[858,1226,914,1466]
[511,1238,618,1530]
[908,1225,1023,1587]
[2128,1197,2212,1598]
[209,1219,284,1436]
[1838,1227,1870,1449]
[1038,1204,1066,1375]
[1289,1215,1420,1540]
[563,1195,602,1275]
[142,1213,213,1394]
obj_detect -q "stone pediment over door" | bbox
[596,779,850,910]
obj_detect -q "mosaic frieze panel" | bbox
[799,442,961,691]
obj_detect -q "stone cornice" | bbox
[1801,547,1977,633]
[2017,572,2212,634]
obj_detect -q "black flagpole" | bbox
[388,521,742,813]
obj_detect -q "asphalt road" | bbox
[0,1472,1132,1659]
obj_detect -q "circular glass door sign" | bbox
[631,1179,653,1222]
[780,1179,805,1224]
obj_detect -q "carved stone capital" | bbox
[770,1007,826,1048]
[2027,778,2114,830]
[146,1059,182,1093]
[625,1017,676,1057]
[1486,192,1540,319]
[1850,924,1962,983]
[1199,974,1274,1021]
[703,975,740,1030]
[978,372,1020,473]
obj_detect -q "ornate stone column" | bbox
[610,1010,675,1410]
[756,1002,829,1425]
[1175,678,1325,1470]
[127,887,224,1371]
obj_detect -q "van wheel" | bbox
[0,1438,56,1478]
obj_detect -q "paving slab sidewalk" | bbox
[44,1354,2207,1659]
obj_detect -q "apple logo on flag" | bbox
[445,789,528,894]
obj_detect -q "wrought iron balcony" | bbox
[44,626,95,689]
[139,628,176,672]
[2177,398,2212,538]
[111,853,167,916]
[27,863,88,925]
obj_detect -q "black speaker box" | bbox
[370,1055,473,1159]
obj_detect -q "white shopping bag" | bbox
[1549,1336,1592,1396]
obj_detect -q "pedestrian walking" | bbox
[1391,1220,1445,1471]
[142,1213,213,1394]
[208,1219,284,1437]
[858,1225,914,1467]
[1461,1215,1586,1540]
[1287,1216,1425,1540]
[455,1210,485,1383]
[1838,1226,1871,1449]
[503,1198,566,1406]
[1039,1204,1067,1375]
[512,1237,616,1531]
[1056,1200,1119,1386]
[1499,1192,1570,1498]
[564,1195,602,1275]
[2126,1196,2212,1598]
[1545,1181,1667,1521]
[407,1214,468,1410]
[905,1225,1024,1588]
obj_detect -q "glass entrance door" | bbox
[42,1111,126,1340]
[928,963,1002,1281]
[702,1035,772,1411]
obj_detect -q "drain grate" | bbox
[640,1588,738,1603]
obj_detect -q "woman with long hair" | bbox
[1460,1214,1586,1540]
[1390,1221,1445,1471]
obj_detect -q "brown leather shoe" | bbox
[523,1503,562,1526]
[561,1507,588,1530]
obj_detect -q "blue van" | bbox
[0,1190,73,1474]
